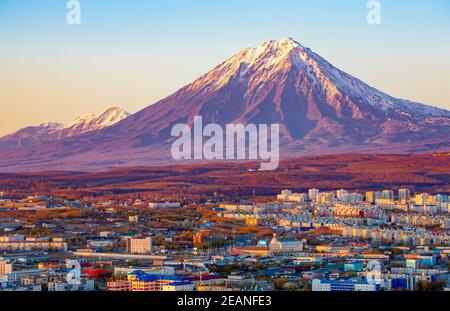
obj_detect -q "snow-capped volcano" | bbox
[116,37,449,147]
[0,38,449,172]
[0,107,130,150]
[191,37,449,119]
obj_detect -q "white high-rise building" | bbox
[398,189,411,201]
[312,279,378,291]
[381,190,394,201]
[337,189,347,201]
[308,189,320,202]
[277,189,292,201]
[0,258,13,274]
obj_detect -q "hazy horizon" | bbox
[1,0,450,136]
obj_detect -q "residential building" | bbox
[0,259,13,274]
[126,237,152,254]
[162,281,194,291]
[398,189,411,201]
[269,234,303,254]
[312,279,380,291]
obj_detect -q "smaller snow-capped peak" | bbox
[38,122,63,128]
[36,122,64,132]
[33,122,64,136]
[4,122,63,139]
[61,107,130,135]
[0,107,131,151]
[96,107,131,127]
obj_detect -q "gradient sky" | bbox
[0,0,449,136]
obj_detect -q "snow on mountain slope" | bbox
[0,123,63,150]
[190,37,449,119]
[57,107,131,138]
[0,107,130,150]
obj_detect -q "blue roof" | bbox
[130,270,187,282]
[130,270,147,276]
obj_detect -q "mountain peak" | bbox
[260,37,303,51]
[62,107,130,133]
[38,122,63,129]
[0,107,131,150]
[103,106,127,114]
[190,38,450,119]
[188,38,309,93]
[248,37,305,61]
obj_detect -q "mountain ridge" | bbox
[0,38,449,172]
[0,107,130,150]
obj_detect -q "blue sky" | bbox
[0,0,449,135]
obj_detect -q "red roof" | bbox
[82,268,109,277]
